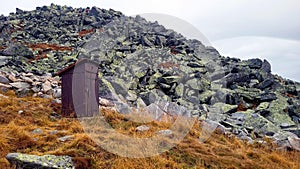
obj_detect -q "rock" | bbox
[273,131,298,141]
[22,76,33,83]
[239,110,281,137]
[89,6,101,16]
[32,128,43,135]
[145,103,165,121]
[288,136,300,151]
[0,56,11,66]
[202,120,227,134]
[136,125,150,132]
[53,88,61,98]
[7,74,18,82]
[280,123,296,129]
[159,76,181,85]
[212,102,238,114]
[223,73,249,87]
[58,135,74,142]
[187,62,205,68]
[175,83,184,97]
[6,153,74,169]
[261,59,271,73]
[249,79,259,87]
[256,102,270,111]
[266,94,295,126]
[2,43,34,59]
[0,83,11,91]
[256,79,274,90]
[199,90,214,104]
[52,99,62,104]
[258,92,277,102]
[140,36,153,47]
[282,128,300,137]
[49,130,58,135]
[209,70,226,81]
[9,82,30,89]
[42,80,52,93]
[99,98,114,107]
[247,58,263,69]
[234,86,261,102]
[139,90,160,106]
[157,129,173,135]
[0,75,10,84]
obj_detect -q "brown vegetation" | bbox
[158,61,180,69]
[27,43,73,51]
[0,91,299,169]
[78,28,95,37]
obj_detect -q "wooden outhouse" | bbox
[56,58,99,117]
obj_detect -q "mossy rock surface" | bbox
[6,153,74,169]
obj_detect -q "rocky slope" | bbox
[0,3,300,160]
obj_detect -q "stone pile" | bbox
[0,71,61,100]
[0,5,299,166]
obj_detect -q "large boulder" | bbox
[6,153,74,169]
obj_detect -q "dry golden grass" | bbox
[0,90,299,169]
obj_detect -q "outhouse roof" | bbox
[56,58,99,76]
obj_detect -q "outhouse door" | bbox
[72,61,99,117]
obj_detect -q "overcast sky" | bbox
[1,0,300,81]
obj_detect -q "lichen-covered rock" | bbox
[6,153,74,169]
[242,110,281,137]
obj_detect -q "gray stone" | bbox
[247,58,263,69]
[288,136,300,151]
[145,103,165,121]
[32,128,43,135]
[280,123,296,129]
[199,90,214,104]
[0,75,10,84]
[261,59,271,73]
[2,43,34,59]
[157,129,173,135]
[258,92,277,102]
[9,82,30,89]
[256,102,270,111]
[239,110,281,137]
[159,76,181,85]
[136,125,150,132]
[58,135,74,142]
[212,102,238,114]
[256,79,274,90]
[223,73,249,87]
[0,56,11,66]
[53,88,62,98]
[175,83,184,97]
[267,94,295,126]
[48,130,58,135]
[273,131,298,141]
[6,153,74,169]
[42,80,52,93]
[141,36,153,47]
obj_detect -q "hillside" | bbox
[0,4,300,169]
[0,91,299,168]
